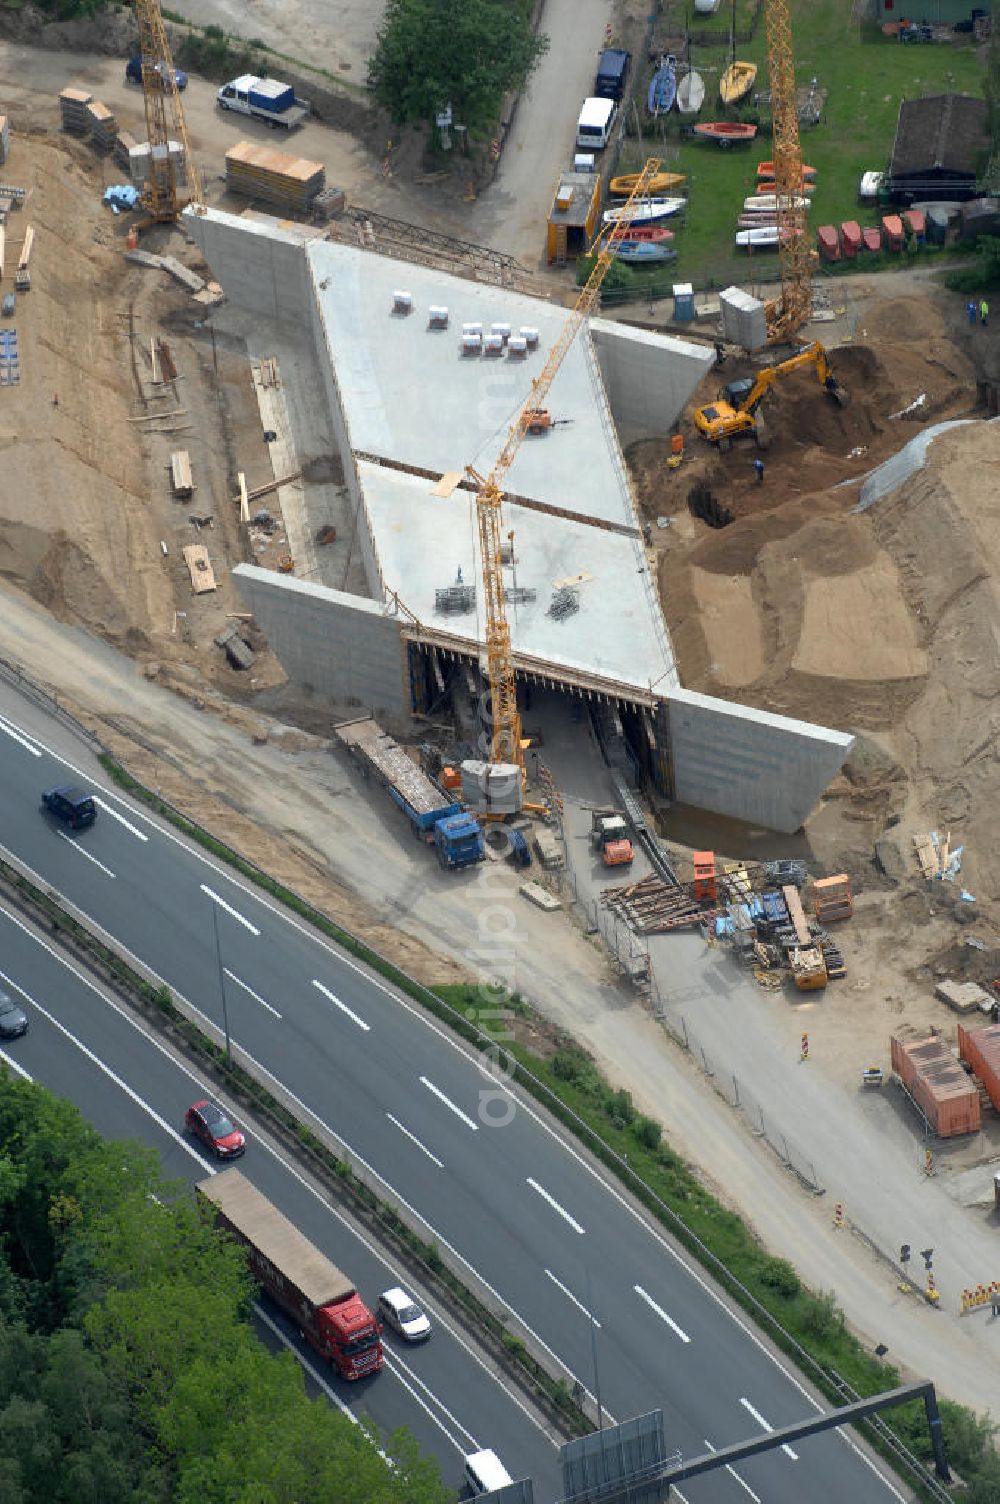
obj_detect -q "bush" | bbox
[605,1087,635,1125]
[634,1115,662,1151]
[759,1257,800,1300]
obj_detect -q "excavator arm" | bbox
[692,341,847,445]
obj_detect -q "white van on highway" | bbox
[576,97,617,150]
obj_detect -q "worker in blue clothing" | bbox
[967,300,978,326]
[753,458,765,484]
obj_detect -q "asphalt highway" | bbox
[0,892,561,1499]
[0,689,913,1504]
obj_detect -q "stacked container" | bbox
[891,1033,981,1137]
[958,1022,1000,1110]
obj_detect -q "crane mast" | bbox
[466,157,663,773]
[133,0,202,224]
[764,0,814,341]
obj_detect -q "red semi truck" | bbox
[198,1169,384,1380]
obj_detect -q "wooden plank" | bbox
[912,833,937,877]
[0,225,5,281]
[16,225,32,270]
[170,450,193,498]
[782,884,811,946]
[182,543,215,593]
[430,469,463,498]
[552,570,593,590]
[238,471,249,523]
[150,337,160,385]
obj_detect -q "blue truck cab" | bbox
[433,812,485,870]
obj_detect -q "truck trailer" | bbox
[335,717,484,870]
[217,74,310,129]
[197,1170,384,1379]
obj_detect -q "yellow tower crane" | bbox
[763,0,814,341]
[465,157,662,783]
[133,0,203,226]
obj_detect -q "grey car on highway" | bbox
[0,989,28,1039]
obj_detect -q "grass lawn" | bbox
[612,0,984,291]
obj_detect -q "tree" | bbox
[368,0,548,135]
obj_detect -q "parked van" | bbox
[464,1449,514,1498]
[576,97,617,151]
[594,47,630,101]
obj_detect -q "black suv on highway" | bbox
[41,785,97,829]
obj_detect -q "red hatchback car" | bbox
[185,1099,246,1159]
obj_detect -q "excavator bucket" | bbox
[826,376,849,407]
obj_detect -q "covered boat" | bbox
[610,171,685,197]
[676,69,705,116]
[904,207,926,242]
[694,120,757,145]
[817,224,840,261]
[603,196,685,226]
[614,241,678,265]
[882,213,904,250]
[841,221,862,258]
[862,226,882,252]
[735,225,780,249]
[648,56,677,115]
[720,60,756,104]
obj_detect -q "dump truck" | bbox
[198,1170,383,1379]
[216,75,310,129]
[335,717,484,869]
[591,809,634,867]
[692,340,848,450]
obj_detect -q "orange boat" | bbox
[882,213,904,250]
[862,227,882,253]
[757,160,816,180]
[694,120,757,145]
[817,224,840,262]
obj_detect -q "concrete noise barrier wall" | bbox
[667,686,854,833]
[233,564,407,719]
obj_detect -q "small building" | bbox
[546,169,601,265]
[889,93,987,202]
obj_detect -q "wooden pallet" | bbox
[182,543,215,593]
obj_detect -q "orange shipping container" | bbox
[958,1022,1000,1111]
[891,1033,981,1136]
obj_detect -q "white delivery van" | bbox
[576,97,616,150]
[464,1449,514,1497]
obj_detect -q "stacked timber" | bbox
[602,873,715,933]
[115,130,139,172]
[59,87,93,134]
[225,141,325,212]
[0,116,9,167]
[86,99,118,153]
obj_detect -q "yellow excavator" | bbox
[692,341,848,450]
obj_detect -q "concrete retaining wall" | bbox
[591,320,714,447]
[184,207,314,327]
[233,564,408,720]
[667,687,854,833]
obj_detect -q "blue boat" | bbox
[614,240,678,265]
[647,55,677,116]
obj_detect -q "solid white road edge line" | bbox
[225,968,282,1019]
[312,978,370,1032]
[545,1269,601,1327]
[0,900,553,1446]
[0,712,42,756]
[56,830,115,878]
[420,1075,479,1131]
[527,1178,585,1235]
[740,1397,799,1460]
[0,1047,33,1079]
[200,883,260,935]
[633,1284,691,1344]
[386,1112,445,1168]
[703,1438,762,1504]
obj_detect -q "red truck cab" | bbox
[198,1170,383,1380]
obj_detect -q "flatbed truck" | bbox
[335,717,484,869]
[198,1170,384,1379]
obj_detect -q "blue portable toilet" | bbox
[673,282,695,321]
